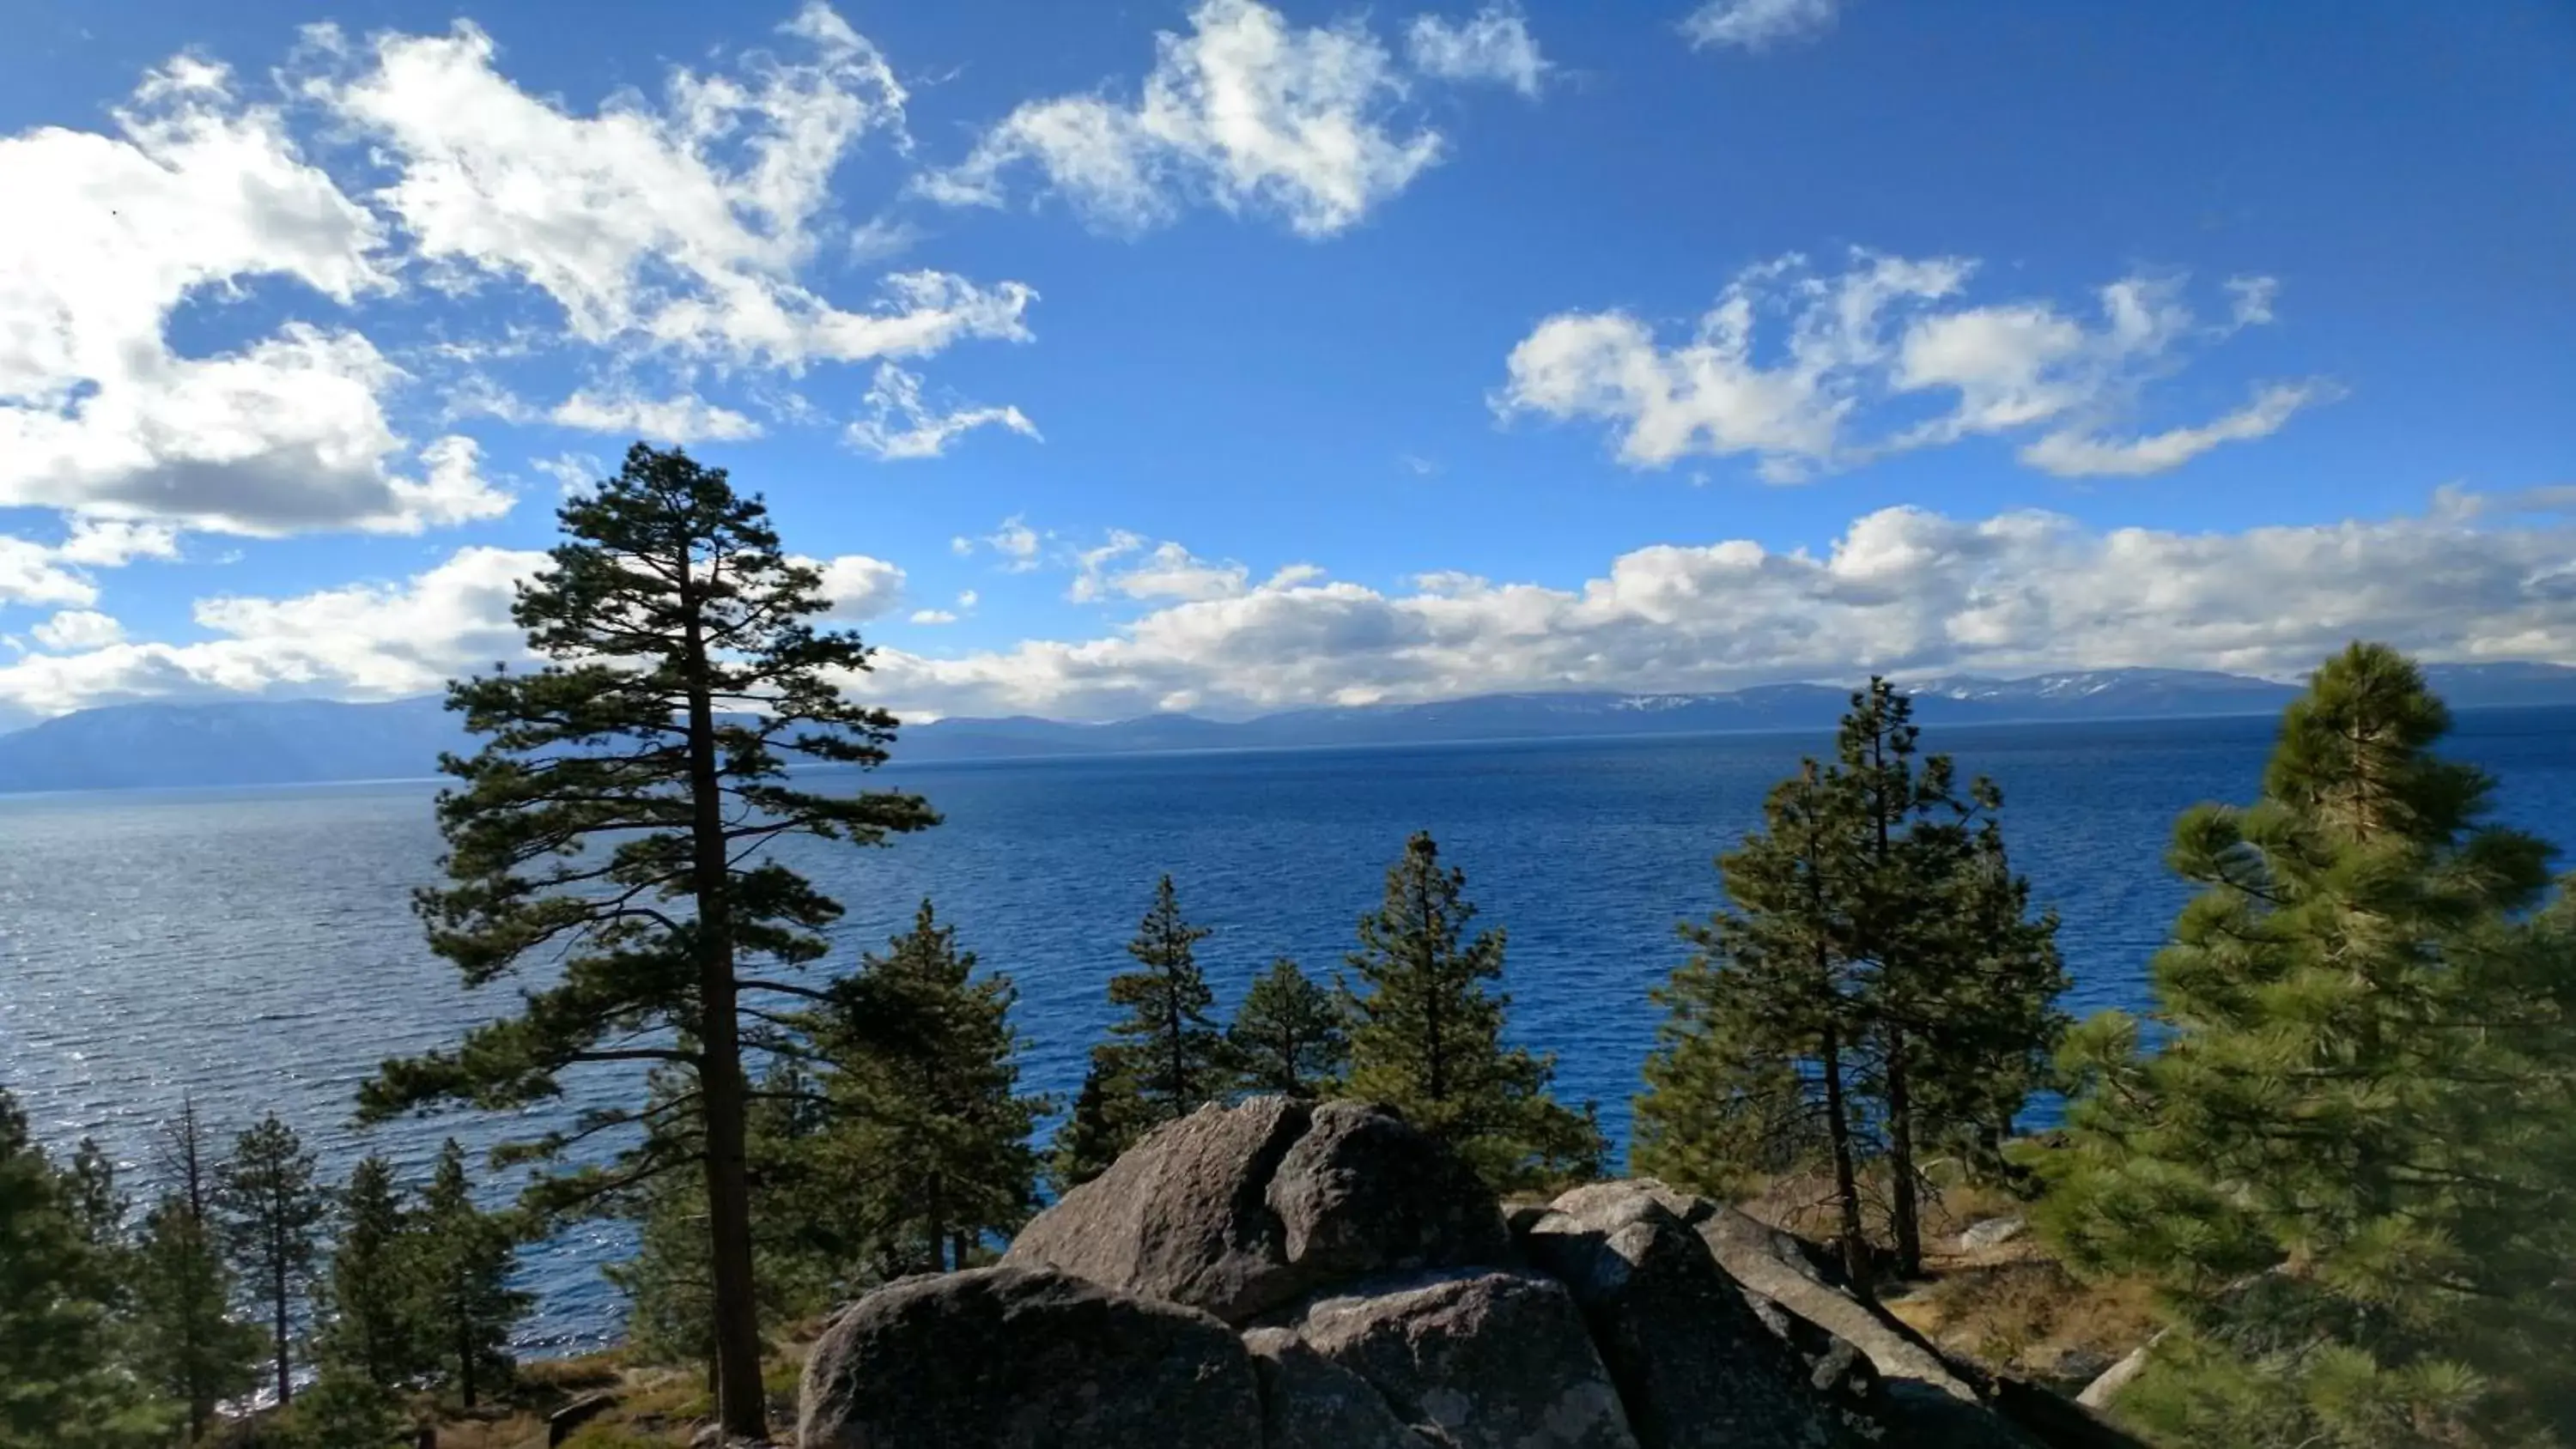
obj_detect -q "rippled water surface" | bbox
[8,708,2573,1351]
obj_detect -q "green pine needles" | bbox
[2028,642,2576,1447]
[361,444,935,1439]
[1635,680,2068,1287]
[1343,832,1607,1194]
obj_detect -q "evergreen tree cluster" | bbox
[1050,843,1608,1197]
[1634,681,2069,1282]
[0,1096,525,1446]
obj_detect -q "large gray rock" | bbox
[796,1265,1262,1449]
[1522,1183,1852,1448]
[1000,1097,1510,1325]
[999,1094,1309,1324]
[1242,1326,1433,1449]
[1288,1269,1640,1449]
[1268,1100,1513,1281]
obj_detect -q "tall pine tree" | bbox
[1103,876,1224,1123]
[1343,832,1606,1193]
[214,1115,327,1410]
[1045,1060,1131,1194]
[312,1155,426,1394]
[813,900,1046,1276]
[1635,762,1876,1282]
[415,1141,528,1410]
[1637,688,2064,1286]
[1227,957,1349,1098]
[1835,680,2067,1272]
[2028,643,2575,1447]
[362,444,934,1439]
[130,1102,258,1444]
[0,1088,155,1449]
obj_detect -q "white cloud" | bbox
[1066,530,1146,601]
[1406,6,1549,97]
[1501,252,2329,482]
[2225,275,2279,329]
[960,514,1045,572]
[531,452,605,495]
[859,489,2576,720]
[13,492,2576,725]
[0,545,544,719]
[1682,0,1840,52]
[2020,380,2342,478]
[916,0,1444,238]
[551,389,763,443]
[53,519,180,569]
[1082,538,1254,603]
[0,539,100,609]
[809,554,906,621]
[30,610,125,652]
[0,518,183,612]
[311,5,1035,367]
[0,60,509,537]
[844,363,1040,460]
[908,609,958,625]
[957,589,980,609]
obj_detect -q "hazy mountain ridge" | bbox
[5,664,2573,795]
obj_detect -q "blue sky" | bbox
[0,0,2569,726]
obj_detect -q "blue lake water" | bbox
[6,707,2573,1352]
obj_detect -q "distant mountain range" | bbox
[5,663,2575,795]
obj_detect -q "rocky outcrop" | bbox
[1242,1327,1432,1449]
[999,1097,1507,1325]
[1522,1184,1851,1447]
[1288,1269,1638,1448]
[801,1100,2130,1449]
[796,1265,1263,1449]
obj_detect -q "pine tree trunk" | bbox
[457,1306,477,1409]
[684,609,768,1440]
[1820,1027,1872,1296]
[1886,1031,1922,1277]
[951,1230,972,1271]
[273,1251,292,1406]
[926,1174,950,1275]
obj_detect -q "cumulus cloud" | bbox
[1682,0,1840,52]
[0,58,508,536]
[10,492,2576,724]
[844,364,1041,460]
[309,5,1033,368]
[854,488,2576,721]
[809,554,906,621]
[0,540,100,609]
[1069,534,1258,603]
[908,609,958,625]
[551,390,763,443]
[0,546,545,720]
[1406,6,1550,97]
[1500,251,2331,482]
[531,452,605,495]
[915,0,1444,238]
[30,610,125,652]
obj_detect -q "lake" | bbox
[5,707,2573,1353]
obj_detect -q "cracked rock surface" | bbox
[800,1100,2137,1449]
